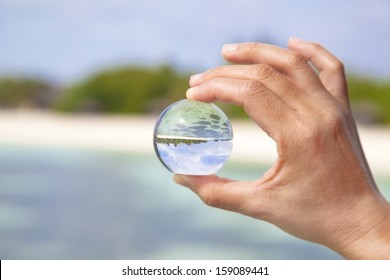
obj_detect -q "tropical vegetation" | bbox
[0,65,389,124]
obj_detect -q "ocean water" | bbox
[1,146,389,260]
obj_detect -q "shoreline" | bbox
[1,110,390,174]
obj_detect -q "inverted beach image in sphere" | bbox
[153,99,233,175]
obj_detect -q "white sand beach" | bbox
[1,110,389,174]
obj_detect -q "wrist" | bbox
[334,193,390,259]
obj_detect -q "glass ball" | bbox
[153,99,233,175]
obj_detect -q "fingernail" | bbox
[289,36,304,44]
[173,174,187,186]
[222,43,238,53]
[190,73,202,85]
[186,87,197,99]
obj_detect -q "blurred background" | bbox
[0,0,389,259]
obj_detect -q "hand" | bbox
[174,38,390,259]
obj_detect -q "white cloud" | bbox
[156,140,232,175]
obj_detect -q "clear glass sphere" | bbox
[153,99,233,175]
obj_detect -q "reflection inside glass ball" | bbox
[153,99,233,175]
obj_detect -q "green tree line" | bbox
[0,65,389,123]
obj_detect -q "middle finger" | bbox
[190,64,304,109]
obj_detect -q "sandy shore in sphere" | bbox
[0,110,389,174]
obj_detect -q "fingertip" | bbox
[222,43,239,60]
[189,73,202,87]
[186,85,215,103]
[222,43,238,54]
[288,36,305,50]
[173,174,212,190]
[173,174,221,188]
[173,174,188,186]
[289,36,304,44]
[186,87,197,100]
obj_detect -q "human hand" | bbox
[174,38,390,259]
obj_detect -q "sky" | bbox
[1,0,390,84]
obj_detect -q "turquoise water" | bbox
[1,146,389,260]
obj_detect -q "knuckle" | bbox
[292,114,320,145]
[296,128,323,156]
[305,42,326,56]
[242,80,279,119]
[286,51,307,67]
[252,204,270,220]
[322,107,346,136]
[247,187,272,221]
[308,42,323,52]
[243,80,267,98]
[240,42,264,57]
[253,64,276,81]
[329,59,345,73]
[245,42,262,52]
[198,188,218,207]
[296,106,346,147]
[307,42,345,73]
[303,123,321,143]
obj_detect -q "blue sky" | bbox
[1,0,389,84]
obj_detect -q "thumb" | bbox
[173,174,254,213]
